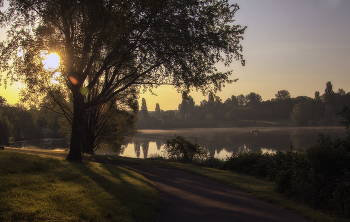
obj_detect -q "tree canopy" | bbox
[0,0,246,160]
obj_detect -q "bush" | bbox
[164,135,208,162]
[222,150,277,178]
[196,156,224,168]
[222,134,350,218]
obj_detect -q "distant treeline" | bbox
[137,81,350,128]
[0,97,61,145]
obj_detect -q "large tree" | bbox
[0,0,246,160]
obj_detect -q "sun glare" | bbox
[43,53,60,70]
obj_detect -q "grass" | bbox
[4,148,350,222]
[0,150,160,222]
[94,155,350,222]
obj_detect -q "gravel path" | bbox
[5,148,310,222]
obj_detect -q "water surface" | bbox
[108,126,347,159]
[12,127,347,159]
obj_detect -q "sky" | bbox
[1,0,350,110]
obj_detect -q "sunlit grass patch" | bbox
[0,151,160,221]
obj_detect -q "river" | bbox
[97,126,348,159]
[11,127,347,159]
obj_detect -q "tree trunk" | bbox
[66,92,85,161]
[82,110,97,154]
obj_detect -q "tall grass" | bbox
[0,151,160,221]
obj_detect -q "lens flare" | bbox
[69,76,79,85]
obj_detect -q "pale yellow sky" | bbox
[1,0,350,111]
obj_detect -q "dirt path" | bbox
[5,148,310,222]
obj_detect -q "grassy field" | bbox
[0,151,160,221]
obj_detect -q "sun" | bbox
[43,53,60,70]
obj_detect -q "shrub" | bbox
[164,135,208,162]
[196,156,224,168]
[222,151,273,178]
[222,134,350,218]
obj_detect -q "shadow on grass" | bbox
[68,160,160,222]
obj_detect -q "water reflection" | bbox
[141,141,149,159]
[119,127,347,159]
[134,141,140,158]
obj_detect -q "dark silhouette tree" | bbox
[290,100,313,126]
[314,91,321,102]
[140,98,149,121]
[275,90,291,100]
[274,90,292,119]
[237,94,246,106]
[155,103,161,118]
[323,81,336,106]
[245,92,262,108]
[179,93,190,120]
[0,0,246,160]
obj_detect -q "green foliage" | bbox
[0,105,44,141]
[164,135,208,162]
[222,135,350,218]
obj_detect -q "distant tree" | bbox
[291,100,313,126]
[230,95,239,107]
[313,91,325,119]
[337,88,346,96]
[314,91,321,102]
[224,95,238,107]
[275,90,291,100]
[188,96,195,112]
[140,98,149,121]
[325,81,334,95]
[323,81,336,105]
[245,92,262,107]
[273,90,292,119]
[324,105,335,124]
[161,110,176,127]
[155,103,161,118]
[208,93,215,105]
[179,93,189,120]
[237,94,246,106]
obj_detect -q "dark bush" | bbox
[164,135,208,162]
[222,150,274,178]
[222,134,350,218]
